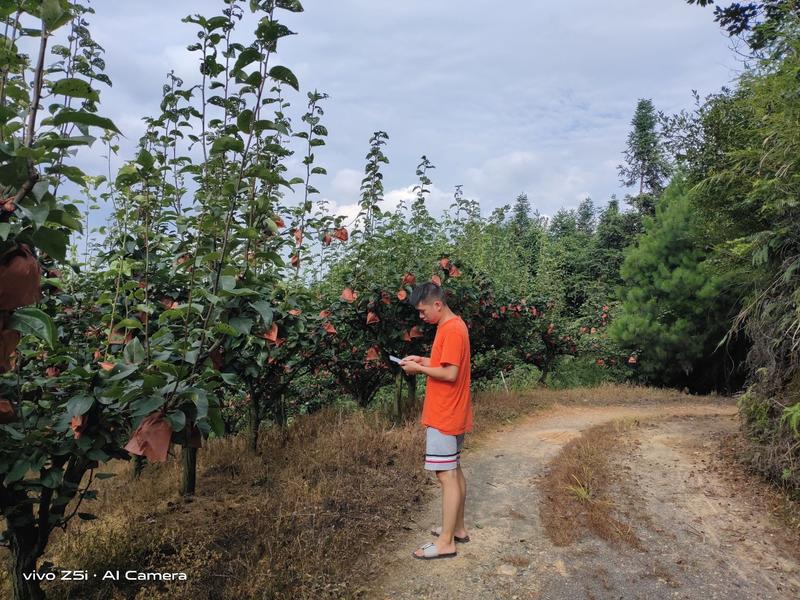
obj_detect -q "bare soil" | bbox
[371,402,800,600]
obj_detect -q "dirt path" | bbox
[371,402,800,599]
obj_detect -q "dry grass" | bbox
[2,410,428,599]
[0,382,701,599]
[716,429,800,562]
[539,418,642,549]
[501,553,531,568]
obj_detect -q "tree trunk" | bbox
[538,354,553,386]
[132,455,146,480]
[180,444,197,497]
[8,517,45,600]
[393,370,404,424]
[248,390,262,453]
[276,391,287,428]
[406,373,418,413]
[392,372,418,424]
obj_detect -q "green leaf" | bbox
[34,135,94,150]
[40,469,63,489]
[123,338,146,365]
[16,199,50,228]
[107,364,138,381]
[115,318,143,330]
[237,109,253,133]
[219,372,237,385]
[219,287,258,297]
[229,317,253,335]
[208,405,225,437]
[94,473,116,480]
[219,275,237,291]
[253,120,290,135]
[0,223,9,240]
[206,15,229,31]
[213,322,239,336]
[51,110,121,134]
[48,164,86,185]
[245,164,283,184]
[136,148,154,170]
[5,459,30,484]
[250,301,273,326]
[276,0,304,12]
[10,308,56,348]
[77,512,98,521]
[233,47,262,73]
[46,209,83,232]
[191,389,209,420]
[210,136,244,155]
[50,78,99,102]
[256,19,295,43]
[166,410,186,432]
[86,449,108,462]
[31,227,69,261]
[41,0,65,30]
[67,395,94,417]
[130,396,165,416]
[268,65,299,91]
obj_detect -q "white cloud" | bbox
[330,168,363,201]
[323,199,361,226]
[383,184,454,217]
[466,151,540,190]
[322,183,457,229]
[67,0,741,229]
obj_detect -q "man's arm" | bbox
[402,354,430,367]
[401,361,458,382]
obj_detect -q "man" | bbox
[401,282,472,560]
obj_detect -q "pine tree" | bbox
[508,192,546,281]
[510,193,532,234]
[576,197,596,235]
[618,99,671,216]
[592,198,629,288]
[609,179,733,388]
[547,208,578,240]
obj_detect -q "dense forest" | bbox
[1,1,799,599]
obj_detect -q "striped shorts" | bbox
[424,426,465,471]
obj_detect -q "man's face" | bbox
[416,300,442,324]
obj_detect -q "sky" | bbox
[70,0,743,225]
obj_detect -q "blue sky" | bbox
[75,0,742,224]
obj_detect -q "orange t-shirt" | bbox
[421,315,472,435]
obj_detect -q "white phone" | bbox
[389,355,402,364]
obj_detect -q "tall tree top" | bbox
[686,0,800,55]
[618,98,672,216]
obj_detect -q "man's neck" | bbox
[437,308,457,327]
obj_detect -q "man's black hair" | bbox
[410,282,447,307]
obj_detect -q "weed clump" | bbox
[539,419,641,548]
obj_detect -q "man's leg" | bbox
[413,469,461,557]
[415,427,462,557]
[455,464,467,535]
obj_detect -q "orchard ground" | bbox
[1,382,798,599]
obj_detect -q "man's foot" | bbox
[412,541,457,560]
[430,525,470,543]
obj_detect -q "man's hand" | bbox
[399,361,458,382]
[400,360,424,375]
[401,355,430,367]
